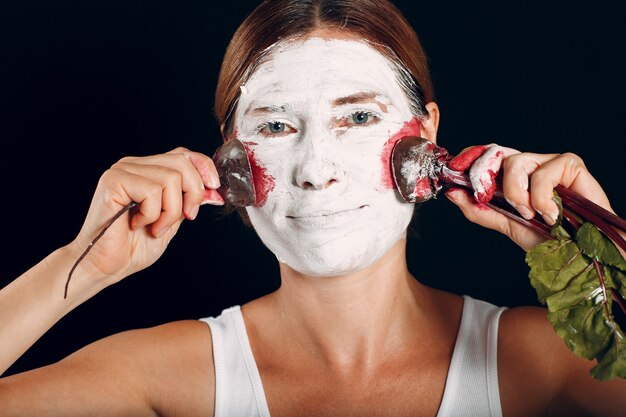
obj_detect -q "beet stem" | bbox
[592,259,613,324]
[556,184,626,234]
[439,166,626,253]
[441,168,551,239]
[561,210,625,330]
[611,288,626,318]
[486,199,553,239]
[562,198,626,254]
[64,202,137,299]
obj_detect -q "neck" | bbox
[270,237,428,372]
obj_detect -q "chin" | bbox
[247,201,413,277]
[276,231,403,277]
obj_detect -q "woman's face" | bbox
[233,37,422,276]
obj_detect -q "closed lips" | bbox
[287,205,368,218]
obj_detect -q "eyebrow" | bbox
[245,104,287,116]
[331,91,388,113]
[244,91,390,116]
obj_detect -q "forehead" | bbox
[241,38,402,102]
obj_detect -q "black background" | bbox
[1,1,624,377]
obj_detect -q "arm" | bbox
[444,147,616,251]
[447,146,626,414]
[0,243,111,376]
[0,320,215,417]
[0,147,222,412]
[499,307,626,417]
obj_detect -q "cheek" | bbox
[242,142,276,207]
[379,118,422,188]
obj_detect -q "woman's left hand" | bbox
[443,144,615,251]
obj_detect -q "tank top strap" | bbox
[200,306,271,417]
[436,295,508,417]
[201,296,506,417]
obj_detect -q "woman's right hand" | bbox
[69,147,224,290]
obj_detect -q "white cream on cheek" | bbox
[234,38,417,276]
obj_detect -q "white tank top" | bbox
[200,295,507,417]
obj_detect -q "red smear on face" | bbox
[380,118,422,188]
[448,145,487,171]
[242,141,275,207]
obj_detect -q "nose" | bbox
[294,142,343,190]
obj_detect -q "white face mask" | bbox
[233,38,422,276]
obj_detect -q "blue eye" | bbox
[255,120,296,137]
[334,111,380,130]
[352,111,370,124]
[268,121,285,134]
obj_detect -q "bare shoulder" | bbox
[498,306,626,417]
[99,319,216,417]
[0,320,215,417]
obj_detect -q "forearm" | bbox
[0,244,108,375]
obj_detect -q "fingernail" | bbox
[506,198,533,219]
[156,226,168,238]
[202,199,224,206]
[548,208,559,223]
[505,197,517,209]
[202,188,225,205]
[186,204,199,220]
[518,205,534,220]
[536,208,557,226]
[209,176,221,189]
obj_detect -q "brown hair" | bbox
[215,0,434,137]
[214,0,434,224]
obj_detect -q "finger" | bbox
[450,144,519,204]
[120,150,210,217]
[202,188,225,206]
[448,145,488,171]
[122,148,217,191]
[113,162,190,226]
[160,148,222,215]
[187,153,224,206]
[501,153,546,220]
[137,178,181,238]
[445,187,546,251]
[467,145,520,204]
[186,151,221,190]
[445,187,511,232]
[529,153,613,225]
[450,144,521,172]
[552,153,612,212]
[101,169,164,231]
[121,152,204,192]
[165,147,221,190]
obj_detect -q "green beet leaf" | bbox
[526,221,626,380]
[589,324,626,380]
[577,222,626,272]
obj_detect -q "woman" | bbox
[1,0,624,415]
